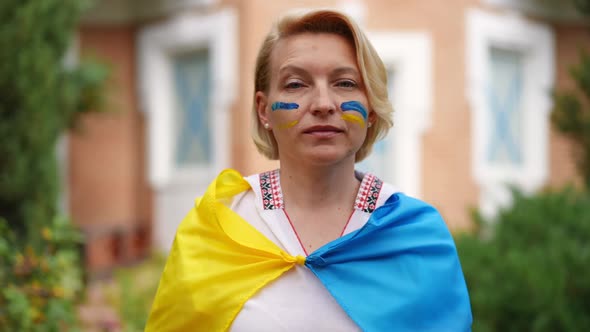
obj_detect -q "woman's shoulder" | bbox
[355,171,451,232]
[369,190,456,244]
[355,170,440,213]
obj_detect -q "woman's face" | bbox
[256,32,373,166]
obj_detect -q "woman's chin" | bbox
[292,147,356,166]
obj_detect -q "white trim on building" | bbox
[366,32,433,198]
[466,8,554,218]
[138,8,237,250]
[138,9,236,189]
[59,34,81,215]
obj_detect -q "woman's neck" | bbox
[278,159,360,211]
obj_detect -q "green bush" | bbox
[456,187,590,332]
[0,1,107,330]
[103,253,166,332]
[0,0,107,243]
[0,216,84,331]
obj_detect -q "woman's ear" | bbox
[368,110,377,128]
[256,91,270,128]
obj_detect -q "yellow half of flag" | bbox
[145,169,305,332]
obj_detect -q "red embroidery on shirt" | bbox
[354,173,383,213]
[260,170,382,213]
[259,169,283,210]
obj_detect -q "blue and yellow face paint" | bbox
[271,102,299,111]
[271,101,369,127]
[341,113,365,126]
[277,120,299,129]
[271,101,299,130]
[340,101,368,126]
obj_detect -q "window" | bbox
[466,8,554,218]
[360,33,432,198]
[138,9,236,250]
[172,50,211,167]
[487,47,524,167]
[138,9,236,188]
[357,67,396,180]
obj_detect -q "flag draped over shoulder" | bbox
[145,169,305,332]
[306,193,472,332]
[145,169,472,332]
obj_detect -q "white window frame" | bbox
[466,8,554,218]
[138,9,237,189]
[58,34,81,214]
[368,32,433,198]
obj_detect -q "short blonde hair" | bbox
[251,10,393,162]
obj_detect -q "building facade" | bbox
[69,0,588,276]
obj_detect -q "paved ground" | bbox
[78,283,121,332]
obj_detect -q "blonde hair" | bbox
[251,9,393,162]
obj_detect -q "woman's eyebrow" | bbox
[277,65,359,79]
[278,65,309,77]
[331,66,359,77]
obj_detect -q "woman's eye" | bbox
[337,80,357,88]
[285,81,304,89]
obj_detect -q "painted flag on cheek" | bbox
[145,169,472,332]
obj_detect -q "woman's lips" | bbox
[303,125,344,138]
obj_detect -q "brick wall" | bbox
[71,25,152,278]
[549,25,589,189]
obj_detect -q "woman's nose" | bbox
[310,85,337,116]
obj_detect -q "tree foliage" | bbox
[572,0,590,14]
[0,0,107,330]
[0,0,106,242]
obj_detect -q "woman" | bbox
[146,9,472,332]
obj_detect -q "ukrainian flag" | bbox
[145,169,472,331]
